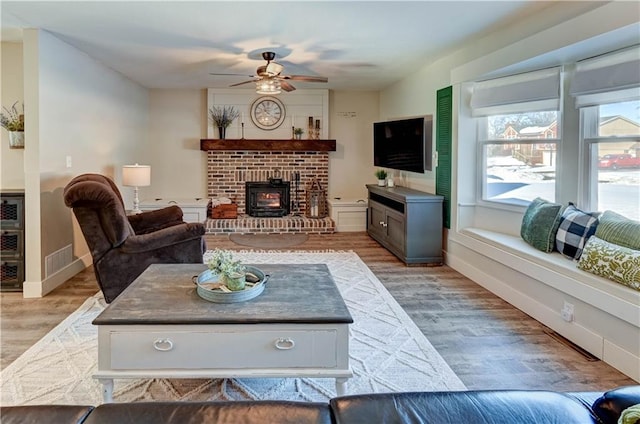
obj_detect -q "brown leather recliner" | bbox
[63,173,206,303]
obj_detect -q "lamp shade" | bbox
[122,164,151,187]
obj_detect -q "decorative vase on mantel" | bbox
[218,126,226,139]
[8,131,24,149]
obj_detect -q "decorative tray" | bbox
[193,266,268,303]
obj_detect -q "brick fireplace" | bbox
[203,142,335,234]
[206,150,329,213]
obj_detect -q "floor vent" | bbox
[45,244,73,278]
[544,329,599,362]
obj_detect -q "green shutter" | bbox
[436,86,452,229]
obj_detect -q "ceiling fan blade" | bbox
[284,75,328,83]
[281,81,296,92]
[229,80,256,87]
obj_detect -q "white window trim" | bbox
[477,108,561,207]
[478,139,561,207]
[580,105,639,213]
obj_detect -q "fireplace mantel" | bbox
[200,139,336,152]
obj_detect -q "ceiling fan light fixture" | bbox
[256,78,281,95]
[211,51,327,93]
[265,62,284,76]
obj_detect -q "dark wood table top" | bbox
[93,263,353,325]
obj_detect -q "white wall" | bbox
[328,90,379,200]
[147,89,208,199]
[1,42,25,189]
[207,88,330,140]
[22,29,150,297]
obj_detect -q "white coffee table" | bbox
[92,263,353,402]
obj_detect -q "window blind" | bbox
[570,45,640,107]
[470,67,561,116]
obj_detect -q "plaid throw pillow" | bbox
[555,204,600,260]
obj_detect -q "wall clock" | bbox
[250,96,286,130]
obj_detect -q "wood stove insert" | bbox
[246,181,291,217]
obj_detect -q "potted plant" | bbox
[294,127,304,139]
[375,169,387,186]
[207,248,246,291]
[209,105,240,139]
[1,101,24,149]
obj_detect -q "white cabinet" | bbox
[139,198,209,223]
[327,199,367,232]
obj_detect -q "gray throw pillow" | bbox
[521,197,565,253]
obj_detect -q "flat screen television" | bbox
[373,116,432,173]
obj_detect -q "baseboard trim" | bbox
[604,340,640,382]
[447,239,640,383]
[447,251,604,358]
[22,254,92,298]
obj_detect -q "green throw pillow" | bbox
[520,197,565,252]
[595,210,640,250]
[578,236,640,291]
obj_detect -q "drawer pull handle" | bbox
[274,338,295,350]
[153,338,174,352]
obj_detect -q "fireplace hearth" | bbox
[246,181,290,217]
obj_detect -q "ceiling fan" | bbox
[210,51,328,93]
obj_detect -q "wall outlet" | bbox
[66,155,72,168]
[561,301,574,322]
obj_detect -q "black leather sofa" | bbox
[1,385,638,424]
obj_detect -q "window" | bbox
[481,111,559,205]
[582,100,640,220]
[471,68,562,206]
[571,47,640,220]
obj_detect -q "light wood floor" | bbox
[1,232,635,392]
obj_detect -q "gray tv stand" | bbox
[366,185,443,265]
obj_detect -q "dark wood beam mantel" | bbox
[200,139,336,152]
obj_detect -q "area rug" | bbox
[0,251,465,406]
[228,233,309,248]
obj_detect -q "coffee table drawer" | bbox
[109,328,338,369]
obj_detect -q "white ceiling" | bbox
[1,1,572,91]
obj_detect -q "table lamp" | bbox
[122,163,151,214]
